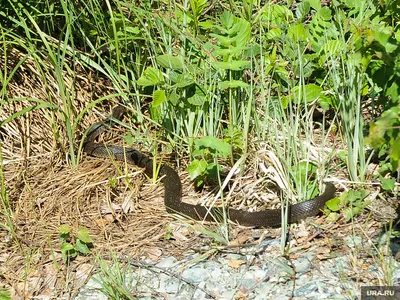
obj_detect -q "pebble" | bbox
[75,238,400,300]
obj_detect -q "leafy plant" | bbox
[187,136,231,187]
[325,189,370,222]
[367,105,400,172]
[59,224,93,263]
[292,161,320,200]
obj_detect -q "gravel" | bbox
[75,237,400,299]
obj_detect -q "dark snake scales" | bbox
[83,106,336,227]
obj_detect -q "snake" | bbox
[83,106,336,227]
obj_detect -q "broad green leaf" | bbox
[125,26,140,35]
[156,54,185,71]
[293,161,317,183]
[213,45,248,57]
[168,71,179,83]
[137,67,164,86]
[61,242,76,262]
[152,90,167,107]
[199,20,213,29]
[281,95,291,109]
[219,80,249,89]
[187,93,205,106]
[307,0,321,11]
[187,159,208,180]
[168,89,180,106]
[304,84,322,103]
[318,6,331,20]
[266,28,282,40]
[296,1,310,20]
[233,19,251,47]
[175,74,194,88]
[396,30,400,43]
[380,176,395,191]
[318,94,334,110]
[213,60,251,70]
[292,84,322,103]
[343,207,361,222]
[76,227,93,244]
[321,40,345,57]
[209,33,236,47]
[220,11,234,30]
[288,24,307,42]
[341,190,369,205]
[150,104,162,121]
[76,239,91,254]
[61,242,75,253]
[326,198,341,212]
[195,137,231,158]
[59,224,71,235]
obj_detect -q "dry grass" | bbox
[0,49,276,297]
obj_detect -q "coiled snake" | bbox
[83,106,336,227]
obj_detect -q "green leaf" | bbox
[187,93,206,106]
[199,20,213,29]
[59,224,71,235]
[156,54,185,71]
[304,84,322,103]
[61,242,76,262]
[187,159,208,180]
[318,6,331,20]
[213,60,251,70]
[168,89,180,106]
[326,197,341,212]
[389,138,400,169]
[123,133,133,146]
[137,67,164,86]
[320,40,345,57]
[343,207,361,222]
[209,33,236,47]
[380,176,395,191]
[219,80,249,89]
[150,104,162,121]
[175,74,195,88]
[296,1,310,20]
[125,26,140,35]
[213,45,248,57]
[318,94,334,110]
[288,24,307,42]
[76,239,91,254]
[291,84,321,104]
[76,227,93,244]
[293,161,317,183]
[194,137,231,158]
[152,90,167,107]
[344,189,369,204]
[220,11,234,31]
[307,0,321,11]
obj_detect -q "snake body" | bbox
[83,106,336,227]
